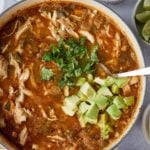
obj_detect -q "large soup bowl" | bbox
[0,0,146,149]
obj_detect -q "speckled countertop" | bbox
[1,0,150,149]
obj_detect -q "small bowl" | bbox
[142,104,150,145]
[133,0,150,46]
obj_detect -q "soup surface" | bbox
[0,1,140,150]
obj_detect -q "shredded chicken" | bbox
[13,104,28,124]
[70,14,81,21]
[41,11,52,21]
[0,88,3,97]
[15,88,25,103]
[39,105,48,119]
[19,68,30,83]
[94,17,101,29]
[78,30,95,43]
[48,25,60,41]
[130,77,139,85]
[41,10,57,26]
[41,10,79,40]
[10,53,21,78]
[52,10,57,26]
[29,63,37,88]
[3,20,20,38]
[39,105,57,121]
[123,84,131,96]
[14,43,23,54]
[16,68,32,103]
[21,85,33,97]
[113,32,121,58]
[58,18,79,38]
[47,135,65,142]
[19,126,28,145]
[48,108,57,121]
[104,24,111,37]
[0,55,8,80]
[32,144,39,150]
[16,83,32,103]
[64,86,69,97]
[90,10,97,18]
[0,118,6,128]
[8,86,14,98]
[44,85,61,96]
[1,41,10,53]
[15,18,32,41]
[96,35,103,47]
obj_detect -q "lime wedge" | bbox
[142,19,150,41]
[144,0,150,10]
[136,11,150,23]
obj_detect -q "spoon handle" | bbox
[116,67,150,77]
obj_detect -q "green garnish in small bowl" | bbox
[133,0,150,45]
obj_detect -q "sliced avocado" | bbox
[94,77,105,85]
[77,91,87,101]
[62,95,80,116]
[79,102,90,114]
[97,87,113,96]
[115,77,129,88]
[104,76,115,87]
[64,95,80,108]
[87,74,94,83]
[106,104,122,120]
[111,84,120,94]
[91,94,109,110]
[76,77,86,86]
[98,113,108,128]
[78,114,87,128]
[123,96,135,106]
[113,96,126,109]
[101,124,112,140]
[80,82,96,98]
[85,104,99,124]
[98,114,112,140]
[62,105,78,116]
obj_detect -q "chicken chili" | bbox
[0,1,140,150]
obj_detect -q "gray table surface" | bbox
[2,0,150,150]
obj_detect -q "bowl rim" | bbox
[142,104,150,145]
[0,0,146,149]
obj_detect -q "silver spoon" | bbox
[116,67,150,77]
[99,63,150,77]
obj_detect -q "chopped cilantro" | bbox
[41,67,54,81]
[42,38,99,87]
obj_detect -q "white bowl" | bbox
[0,0,146,149]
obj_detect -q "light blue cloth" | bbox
[2,0,150,150]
